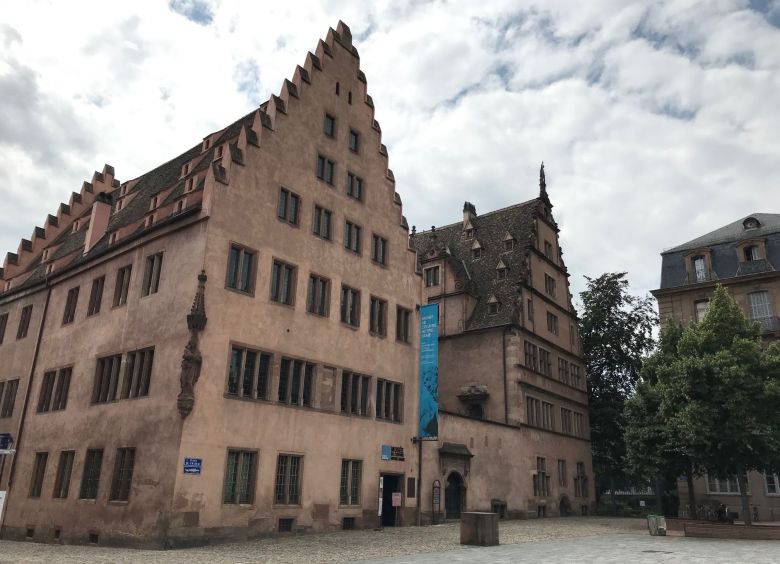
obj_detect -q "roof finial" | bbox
[539,161,551,206]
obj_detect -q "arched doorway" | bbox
[559,495,572,517]
[445,472,465,519]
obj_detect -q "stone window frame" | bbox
[225,242,258,297]
[735,238,766,263]
[223,448,258,505]
[683,248,713,284]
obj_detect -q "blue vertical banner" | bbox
[419,303,439,438]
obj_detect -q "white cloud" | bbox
[1,0,779,304]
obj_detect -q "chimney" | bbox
[84,192,113,254]
[463,201,477,227]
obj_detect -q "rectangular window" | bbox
[87,276,105,316]
[53,450,75,499]
[542,401,554,430]
[575,462,588,497]
[533,457,549,497]
[113,265,132,306]
[120,348,154,400]
[369,297,387,336]
[278,358,315,407]
[526,396,540,427]
[340,459,362,505]
[524,341,539,372]
[348,130,359,152]
[376,379,402,422]
[312,205,332,240]
[694,299,710,322]
[527,299,534,322]
[341,372,370,416]
[424,266,440,287]
[472,247,483,260]
[748,291,772,320]
[706,474,744,494]
[92,354,122,404]
[277,188,300,225]
[0,379,19,418]
[558,358,570,385]
[347,173,363,200]
[324,114,335,137]
[574,412,584,437]
[340,285,360,327]
[62,286,79,325]
[561,408,573,435]
[571,365,581,388]
[558,459,567,487]
[546,312,559,335]
[539,348,552,377]
[544,240,553,259]
[0,312,7,344]
[226,346,272,400]
[271,260,296,305]
[141,252,163,296]
[344,221,361,253]
[79,448,103,500]
[307,275,329,317]
[275,454,303,505]
[17,305,32,339]
[29,452,48,497]
[371,234,387,265]
[223,449,257,504]
[37,367,71,413]
[109,447,136,501]
[766,473,779,495]
[226,244,256,294]
[544,274,556,297]
[396,307,412,343]
[693,256,707,282]
[316,155,335,184]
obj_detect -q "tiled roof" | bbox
[412,199,544,331]
[663,213,780,254]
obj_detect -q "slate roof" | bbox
[412,198,546,331]
[658,213,780,290]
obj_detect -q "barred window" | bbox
[62,286,79,325]
[340,285,360,327]
[539,347,552,376]
[524,341,538,372]
[53,450,75,499]
[376,379,402,422]
[307,275,329,317]
[92,354,122,404]
[226,346,272,400]
[526,396,540,427]
[369,297,387,336]
[109,447,136,501]
[533,457,549,497]
[223,449,257,504]
[79,448,104,500]
[341,372,370,416]
[340,459,362,505]
[278,358,315,407]
[37,367,71,413]
[541,401,554,430]
[275,454,303,505]
[558,358,570,385]
[120,348,154,399]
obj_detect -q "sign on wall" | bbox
[419,303,440,439]
[392,492,402,507]
[381,445,406,461]
[183,458,202,475]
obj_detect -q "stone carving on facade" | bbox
[177,270,207,418]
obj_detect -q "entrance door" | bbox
[380,474,401,527]
[445,472,464,519]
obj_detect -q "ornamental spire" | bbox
[539,162,551,207]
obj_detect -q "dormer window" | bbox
[186,178,194,192]
[744,245,759,261]
[174,200,185,215]
[182,163,189,177]
[4,281,11,292]
[496,259,508,280]
[72,220,80,233]
[116,199,124,212]
[109,232,118,245]
[743,217,760,230]
[150,196,159,211]
[203,139,210,150]
[145,215,154,228]
[502,232,514,252]
[216,146,223,160]
[424,266,440,287]
[693,256,707,282]
[120,185,128,196]
[487,295,500,314]
[42,249,49,262]
[46,263,53,275]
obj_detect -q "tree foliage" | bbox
[625,285,780,524]
[578,273,657,494]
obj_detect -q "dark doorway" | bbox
[445,472,464,519]
[559,495,572,516]
[381,474,402,527]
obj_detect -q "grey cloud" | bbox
[169,0,215,26]
[233,59,262,103]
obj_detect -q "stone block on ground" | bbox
[460,512,499,546]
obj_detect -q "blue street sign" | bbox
[183,457,202,475]
[0,433,12,450]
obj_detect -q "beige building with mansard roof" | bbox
[0,22,593,547]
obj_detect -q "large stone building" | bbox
[411,174,593,521]
[652,213,780,521]
[0,22,593,548]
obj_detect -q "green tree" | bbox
[579,273,657,510]
[626,285,780,524]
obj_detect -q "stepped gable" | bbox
[412,199,542,330]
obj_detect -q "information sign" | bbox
[392,492,402,507]
[183,457,202,475]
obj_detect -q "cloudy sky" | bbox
[1,0,779,302]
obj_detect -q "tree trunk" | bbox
[737,467,752,526]
[686,462,697,520]
[655,475,664,516]
[610,476,617,515]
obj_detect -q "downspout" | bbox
[2,283,52,534]
[502,327,509,424]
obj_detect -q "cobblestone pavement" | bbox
[0,517,769,563]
